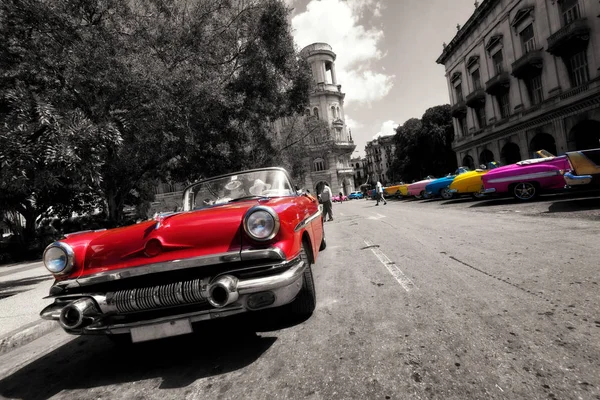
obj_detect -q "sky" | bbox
[284,0,480,157]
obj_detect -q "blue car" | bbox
[348,191,364,199]
[425,167,470,200]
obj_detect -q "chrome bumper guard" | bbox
[41,256,306,334]
[481,188,496,194]
[563,171,593,186]
[447,189,458,194]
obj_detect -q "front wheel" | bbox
[512,182,538,201]
[440,188,453,200]
[289,244,316,315]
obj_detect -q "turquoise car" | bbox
[348,191,364,199]
[425,167,470,200]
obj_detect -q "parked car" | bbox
[384,184,408,198]
[348,191,364,199]
[332,194,348,202]
[406,176,436,199]
[40,168,324,343]
[563,148,600,187]
[425,167,470,199]
[481,152,569,200]
[448,162,501,199]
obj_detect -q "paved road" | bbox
[1,197,599,400]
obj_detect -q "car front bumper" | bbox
[40,256,306,336]
[481,188,496,194]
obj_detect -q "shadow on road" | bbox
[0,311,309,399]
[0,276,53,300]
[546,197,600,213]
[439,197,480,205]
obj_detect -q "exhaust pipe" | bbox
[208,275,239,308]
[59,298,100,330]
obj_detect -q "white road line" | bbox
[376,213,386,218]
[364,240,416,292]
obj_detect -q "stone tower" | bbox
[299,43,356,196]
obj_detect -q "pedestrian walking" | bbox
[320,184,334,221]
[338,191,344,203]
[375,181,387,206]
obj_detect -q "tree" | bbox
[391,106,457,182]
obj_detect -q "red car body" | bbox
[41,168,324,342]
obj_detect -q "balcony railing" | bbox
[511,49,544,79]
[313,82,343,94]
[485,71,510,95]
[466,88,486,108]
[450,100,467,117]
[547,18,590,56]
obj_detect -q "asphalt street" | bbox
[0,195,599,400]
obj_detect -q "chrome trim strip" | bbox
[482,188,497,194]
[54,251,242,289]
[563,171,593,185]
[447,189,458,193]
[487,171,560,184]
[294,208,323,232]
[240,247,285,261]
[237,258,305,294]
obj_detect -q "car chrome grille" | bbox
[108,278,208,314]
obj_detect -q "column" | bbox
[331,62,337,85]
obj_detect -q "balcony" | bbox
[547,18,590,57]
[511,49,544,79]
[465,88,486,108]
[312,82,343,95]
[485,71,510,95]
[450,100,467,118]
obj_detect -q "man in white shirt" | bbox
[320,184,334,221]
[376,181,387,206]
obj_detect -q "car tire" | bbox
[440,188,453,200]
[415,191,423,200]
[290,244,316,316]
[319,224,327,251]
[512,182,538,201]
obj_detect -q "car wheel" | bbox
[440,188,453,200]
[512,182,537,201]
[319,223,327,251]
[421,191,431,199]
[290,244,316,316]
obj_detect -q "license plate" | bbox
[130,319,192,343]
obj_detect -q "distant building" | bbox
[437,0,600,169]
[365,135,397,185]
[350,156,366,189]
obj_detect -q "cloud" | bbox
[372,120,398,140]
[291,0,393,105]
[345,117,363,130]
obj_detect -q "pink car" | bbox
[406,176,436,199]
[333,195,348,202]
[481,155,569,201]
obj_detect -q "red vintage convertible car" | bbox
[40,168,325,343]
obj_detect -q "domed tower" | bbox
[300,43,356,196]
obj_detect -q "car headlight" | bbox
[243,206,280,241]
[43,242,74,275]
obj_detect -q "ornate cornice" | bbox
[511,6,535,29]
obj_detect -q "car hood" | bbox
[76,200,263,277]
[427,176,456,186]
[452,170,488,182]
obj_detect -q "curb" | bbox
[0,319,58,356]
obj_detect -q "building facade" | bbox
[295,43,357,196]
[365,135,397,185]
[437,0,600,169]
[350,156,366,189]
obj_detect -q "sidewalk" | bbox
[0,262,57,355]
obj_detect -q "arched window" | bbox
[313,107,320,119]
[313,158,326,172]
[331,106,336,118]
[304,108,311,117]
[337,106,341,118]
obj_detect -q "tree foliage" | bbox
[0,0,310,244]
[391,105,457,182]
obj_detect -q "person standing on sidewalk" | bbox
[320,184,334,221]
[375,180,387,206]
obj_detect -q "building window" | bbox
[497,92,510,119]
[471,69,482,90]
[560,0,581,26]
[331,106,336,118]
[492,50,504,75]
[304,109,311,117]
[527,74,544,105]
[357,171,361,179]
[313,107,319,119]
[457,116,468,137]
[567,50,590,87]
[520,24,536,54]
[455,83,463,102]
[313,158,325,172]
[474,106,486,129]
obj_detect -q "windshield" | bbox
[182,169,294,211]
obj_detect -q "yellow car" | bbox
[448,162,500,198]
[384,184,409,198]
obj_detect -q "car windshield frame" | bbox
[182,167,296,211]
